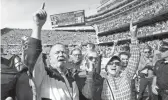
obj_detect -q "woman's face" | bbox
[107,59,121,76]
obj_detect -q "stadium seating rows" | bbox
[98,20,168,43]
[1,0,168,57]
[96,38,168,58]
[96,0,168,33]
[1,29,96,55]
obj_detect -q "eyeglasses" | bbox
[73,54,82,57]
[144,51,150,53]
[108,62,120,66]
[88,56,98,61]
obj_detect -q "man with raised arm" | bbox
[87,22,140,100]
[23,4,93,100]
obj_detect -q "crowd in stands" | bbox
[1,19,168,57]
[96,0,168,33]
[98,0,127,13]
[1,21,168,57]
[1,3,168,100]
[1,29,96,55]
[1,29,96,45]
[41,31,96,45]
[98,20,168,43]
[87,0,146,20]
[96,38,168,58]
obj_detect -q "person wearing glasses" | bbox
[85,22,140,100]
[152,40,168,100]
[22,4,95,100]
[67,48,90,100]
[68,48,83,73]
[138,45,155,100]
[68,49,102,100]
[75,50,101,100]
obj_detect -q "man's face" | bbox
[144,48,151,58]
[87,52,98,65]
[71,50,82,64]
[14,57,21,71]
[120,54,129,67]
[87,45,93,51]
[107,59,121,76]
[49,44,68,68]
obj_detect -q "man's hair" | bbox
[49,43,66,53]
[49,43,69,58]
[70,48,82,55]
[143,44,152,52]
[159,40,168,52]
[87,43,95,49]
[120,45,130,52]
[118,52,131,58]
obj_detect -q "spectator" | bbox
[74,50,101,100]
[23,5,94,100]
[152,40,168,100]
[15,43,37,100]
[69,48,83,71]
[88,22,140,100]
[138,45,154,100]
[118,49,137,100]
[118,51,131,71]
[86,43,96,53]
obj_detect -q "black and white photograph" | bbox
[1,0,168,100]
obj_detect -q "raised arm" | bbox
[24,3,47,71]
[81,55,104,100]
[23,4,47,88]
[109,40,118,57]
[125,22,140,79]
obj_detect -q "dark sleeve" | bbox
[1,74,17,100]
[92,73,104,100]
[81,72,94,99]
[81,72,104,100]
[24,37,42,73]
[153,61,160,76]
[95,54,102,74]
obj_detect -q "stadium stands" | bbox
[1,29,96,55]
[1,0,168,58]
[98,20,168,43]
[95,0,168,33]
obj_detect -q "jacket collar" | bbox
[45,65,75,87]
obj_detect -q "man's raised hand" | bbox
[130,20,137,39]
[113,39,118,46]
[33,3,47,28]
